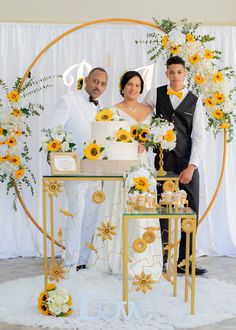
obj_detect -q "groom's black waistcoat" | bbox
[155,85,198,160]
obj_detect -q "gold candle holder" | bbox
[156,146,167,176]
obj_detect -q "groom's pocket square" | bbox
[184,112,193,116]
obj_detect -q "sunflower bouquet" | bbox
[40,125,76,164]
[38,283,72,317]
[83,140,107,160]
[130,124,150,143]
[145,118,176,151]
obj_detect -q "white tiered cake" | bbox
[91,121,139,160]
[80,120,141,174]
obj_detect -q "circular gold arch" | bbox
[14,17,227,248]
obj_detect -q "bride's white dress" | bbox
[88,107,163,280]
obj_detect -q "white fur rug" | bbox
[0,269,236,330]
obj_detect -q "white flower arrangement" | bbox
[40,125,76,164]
[141,18,236,142]
[146,118,176,151]
[38,283,72,317]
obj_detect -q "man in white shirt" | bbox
[145,56,207,275]
[49,67,108,270]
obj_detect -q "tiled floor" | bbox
[0,256,235,330]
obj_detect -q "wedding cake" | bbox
[91,121,139,160]
[80,117,141,174]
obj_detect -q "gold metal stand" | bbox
[156,147,167,176]
[122,209,197,315]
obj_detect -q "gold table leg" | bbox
[43,178,48,289]
[173,217,178,296]
[122,215,129,315]
[185,231,190,303]
[191,216,197,314]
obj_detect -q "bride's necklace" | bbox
[131,107,137,114]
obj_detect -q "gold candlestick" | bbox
[156,146,167,176]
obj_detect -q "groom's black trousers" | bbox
[155,152,199,264]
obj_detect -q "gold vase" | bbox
[156,146,167,176]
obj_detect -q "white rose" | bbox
[61,142,69,152]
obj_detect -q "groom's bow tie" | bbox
[89,96,99,106]
[167,88,183,100]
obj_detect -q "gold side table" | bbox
[122,207,197,315]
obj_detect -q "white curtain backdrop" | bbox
[0,23,235,258]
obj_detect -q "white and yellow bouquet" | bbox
[146,118,176,151]
[38,283,72,317]
[83,140,107,160]
[40,124,76,164]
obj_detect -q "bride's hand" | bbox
[138,142,146,153]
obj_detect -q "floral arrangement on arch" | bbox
[145,117,176,151]
[38,282,72,317]
[40,124,76,164]
[0,76,54,206]
[139,18,236,142]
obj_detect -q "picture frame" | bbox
[50,152,80,175]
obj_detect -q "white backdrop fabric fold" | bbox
[0,23,235,258]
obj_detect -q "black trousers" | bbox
[155,152,199,264]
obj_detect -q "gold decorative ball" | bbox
[92,191,106,204]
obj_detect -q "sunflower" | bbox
[194,74,204,85]
[77,77,83,90]
[182,218,194,233]
[133,176,150,192]
[44,179,64,197]
[163,180,176,192]
[0,127,7,135]
[97,221,117,241]
[130,125,139,139]
[6,90,20,103]
[132,237,147,253]
[163,130,175,142]
[212,109,224,120]
[15,167,25,179]
[204,49,214,60]
[115,129,132,142]
[5,137,17,147]
[47,260,67,282]
[189,53,200,64]
[143,230,156,244]
[214,92,225,104]
[186,33,195,42]
[139,128,150,142]
[12,109,23,117]
[48,139,62,152]
[170,44,179,55]
[38,303,49,316]
[46,283,56,291]
[84,143,102,160]
[10,155,21,166]
[38,291,48,304]
[13,129,22,136]
[96,109,113,121]
[133,271,156,294]
[213,72,224,83]
[161,35,168,48]
[204,97,215,108]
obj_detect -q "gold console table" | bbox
[122,207,197,315]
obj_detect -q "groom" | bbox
[49,67,108,270]
[145,56,207,275]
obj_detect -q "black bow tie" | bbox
[89,96,99,106]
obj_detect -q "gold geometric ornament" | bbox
[59,209,74,217]
[133,271,156,293]
[92,191,106,204]
[132,237,147,253]
[47,260,67,282]
[97,221,117,241]
[182,218,194,233]
[43,179,63,197]
[143,230,156,244]
[163,180,177,192]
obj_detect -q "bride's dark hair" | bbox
[120,71,144,97]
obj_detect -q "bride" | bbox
[88,71,163,280]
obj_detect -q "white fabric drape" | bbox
[0,23,235,258]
